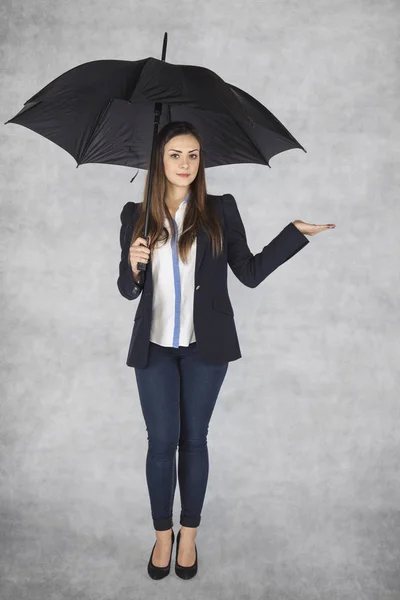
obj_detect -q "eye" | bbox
[170,154,198,159]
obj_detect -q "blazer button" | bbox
[196,285,200,290]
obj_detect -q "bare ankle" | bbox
[180,526,197,536]
[156,527,172,540]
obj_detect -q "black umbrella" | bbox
[5,32,306,277]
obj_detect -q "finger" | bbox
[131,242,150,253]
[311,224,335,234]
[135,236,152,246]
[130,250,149,261]
[134,237,147,246]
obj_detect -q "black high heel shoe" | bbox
[175,529,198,579]
[147,529,175,580]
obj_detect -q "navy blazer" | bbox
[117,193,309,369]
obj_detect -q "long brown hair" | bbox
[130,121,224,263]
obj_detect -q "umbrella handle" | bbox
[137,234,150,272]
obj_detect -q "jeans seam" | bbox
[169,452,176,525]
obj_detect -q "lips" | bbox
[178,173,190,177]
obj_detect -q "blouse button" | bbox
[196,285,200,290]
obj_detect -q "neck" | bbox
[165,184,191,207]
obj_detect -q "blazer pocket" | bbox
[212,295,234,316]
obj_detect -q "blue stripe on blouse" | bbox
[171,192,190,347]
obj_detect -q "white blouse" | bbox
[149,192,197,348]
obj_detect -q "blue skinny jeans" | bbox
[134,340,229,531]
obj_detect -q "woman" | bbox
[117,121,335,580]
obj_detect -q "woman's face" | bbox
[163,134,200,189]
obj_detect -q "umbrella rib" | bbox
[230,113,269,167]
[77,98,113,165]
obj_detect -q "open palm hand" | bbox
[292,220,335,236]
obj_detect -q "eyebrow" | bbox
[168,148,199,153]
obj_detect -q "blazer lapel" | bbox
[195,226,208,280]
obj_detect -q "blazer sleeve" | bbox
[117,201,144,301]
[221,193,310,288]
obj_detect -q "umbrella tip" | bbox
[130,169,139,183]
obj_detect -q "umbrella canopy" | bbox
[5,57,306,171]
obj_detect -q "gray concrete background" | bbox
[1,0,399,598]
